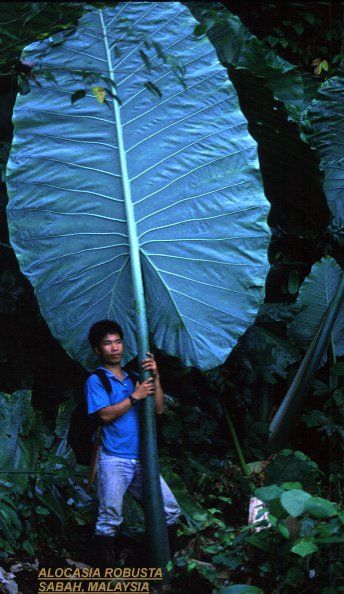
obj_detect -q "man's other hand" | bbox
[141,352,159,379]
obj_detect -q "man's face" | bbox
[95,333,124,365]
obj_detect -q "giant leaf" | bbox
[5,2,270,371]
[303,69,344,229]
[287,257,344,359]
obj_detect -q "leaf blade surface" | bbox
[6,2,270,370]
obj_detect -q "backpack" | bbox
[67,367,138,466]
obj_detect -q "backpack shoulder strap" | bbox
[90,368,112,395]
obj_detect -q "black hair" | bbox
[88,319,124,350]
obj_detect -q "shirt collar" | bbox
[98,365,128,382]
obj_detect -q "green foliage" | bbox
[249,479,343,577]
[216,586,263,594]
[299,360,344,508]
[264,450,322,491]
[0,390,44,487]
[0,391,95,560]
[167,450,343,593]
[159,365,343,590]
[161,466,211,530]
[188,2,333,260]
[302,381,344,448]
[224,1,343,76]
[230,326,301,387]
[270,263,344,444]
[187,1,306,118]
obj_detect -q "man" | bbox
[86,319,181,567]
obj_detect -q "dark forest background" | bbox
[0,2,343,593]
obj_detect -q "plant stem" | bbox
[222,403,250,477]
[330,334,337,392]
[100,9,170,571]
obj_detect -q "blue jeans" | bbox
[95,450,181,536]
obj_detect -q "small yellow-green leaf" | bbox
[92,85,105,104]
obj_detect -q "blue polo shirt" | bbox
[85,366,141,459]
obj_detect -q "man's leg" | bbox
[93,452,135,566]
[158,476,181,555]
[128,461,181,553]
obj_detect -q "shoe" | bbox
[92,534,118,569]
[167,523,180,556]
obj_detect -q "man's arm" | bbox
[141,352,164,415]
[97,379,155,424]
[96,397,132,423]
[153,374,164,415]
